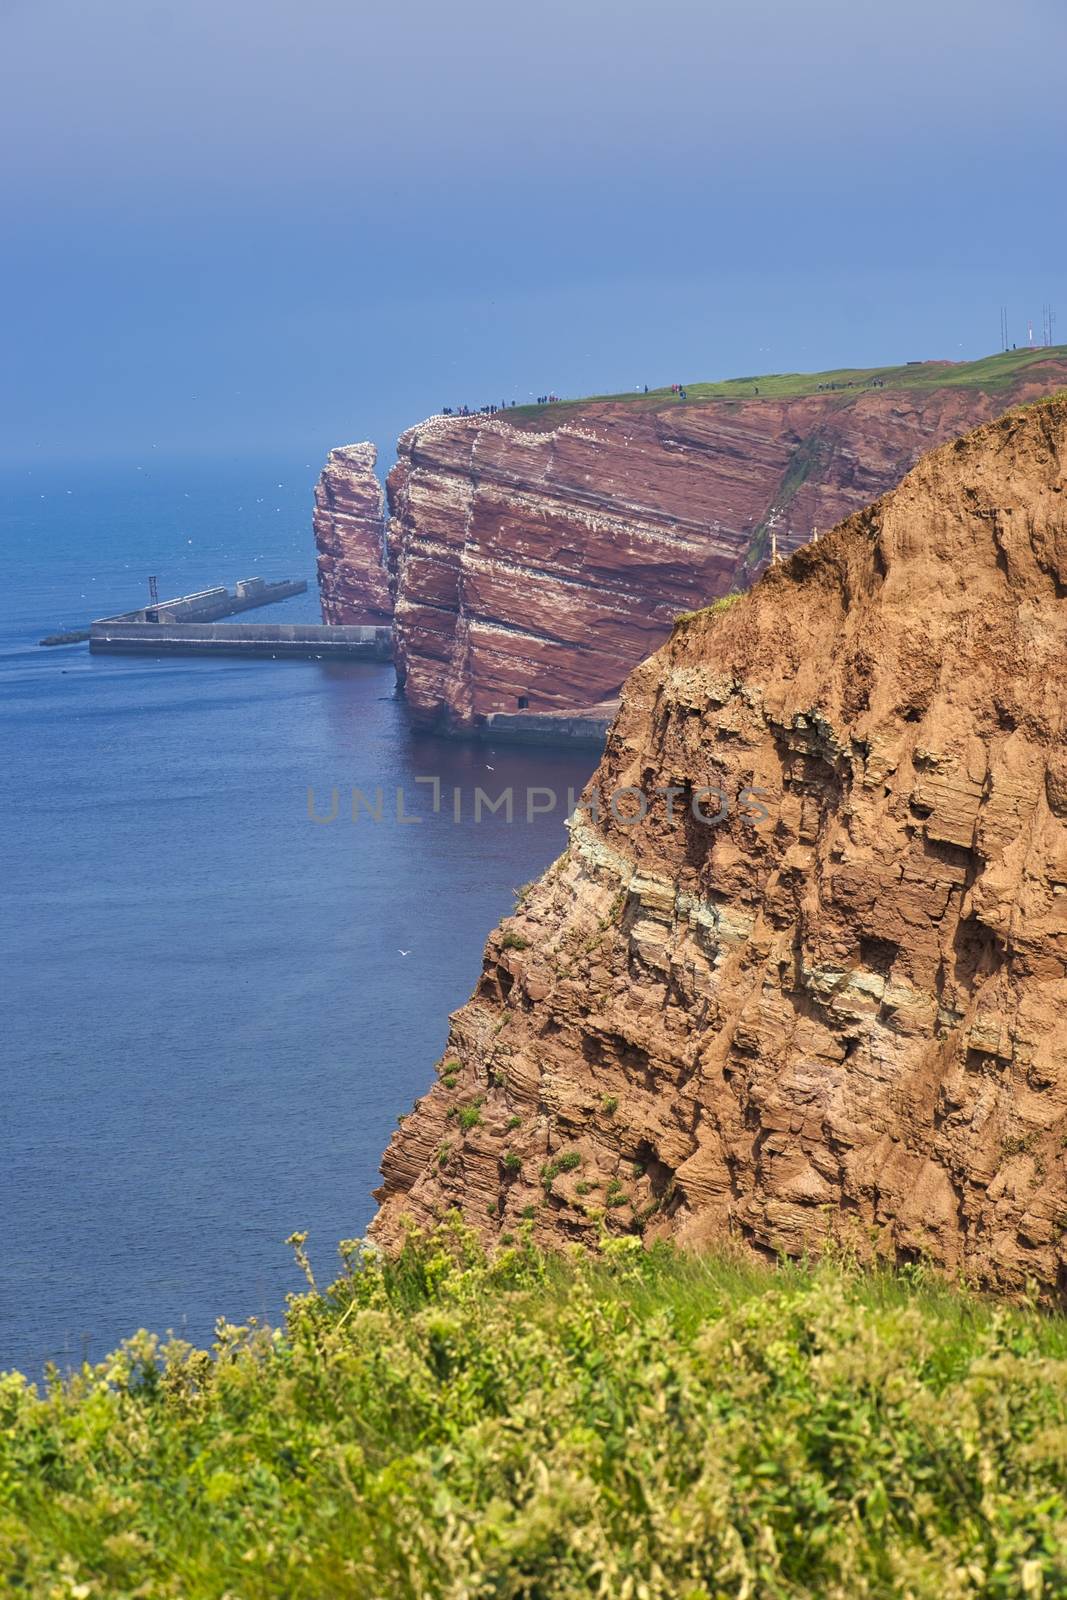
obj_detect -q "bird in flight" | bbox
[398,949,411,957]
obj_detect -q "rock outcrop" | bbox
[317,355,1067,732]
[372,396,1067,1296]
[314,443,392,626]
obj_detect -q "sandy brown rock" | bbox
[314,442,392,625]
[370,363,1067,731]
[372,397,1067,1296]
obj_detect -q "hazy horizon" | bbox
[2,0,1064,467]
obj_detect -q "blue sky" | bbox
[1,0,1064,463]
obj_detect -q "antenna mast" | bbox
[1042,304,1057,348]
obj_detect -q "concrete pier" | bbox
[90,620,392,660]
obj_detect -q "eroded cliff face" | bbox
[314,443,392,626]
[358,363,1067,731]
[373,397,1067,1295]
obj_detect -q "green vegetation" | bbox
[507,346,1067,423]
[674,591,743,628]
[501,1151,522,1174]
[542,1150,583,1189]
[4,1225,1067,1597]
[501,930,531,952]
[457,1098,484,1132]
[600,1094,619,1116]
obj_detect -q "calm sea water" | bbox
[0,457,594,1375]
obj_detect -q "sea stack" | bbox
[314,442,392,626]
[372,396,1067,1295]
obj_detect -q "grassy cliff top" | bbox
[509,345,1067,422]
[4,1224,1067,1596]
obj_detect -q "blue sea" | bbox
[0,456,594,1376]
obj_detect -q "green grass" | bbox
[507,345,1067,423]
[674,591,743,628]
[4,1223,1067,1598]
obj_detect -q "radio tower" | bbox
[1042,305,1057,347]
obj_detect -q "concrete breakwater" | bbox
[89,577,393,661]
[96,576,308,627]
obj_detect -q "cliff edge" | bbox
[319,349,1067,733]
[372,395,1067,1295]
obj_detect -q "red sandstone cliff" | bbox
[314,442,392,626]
[317,355,1067,732]
[372,396,1067,1296]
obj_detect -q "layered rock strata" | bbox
[373,397,1067,1295]
[316,358,1067,731]
[314,443,392,626]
